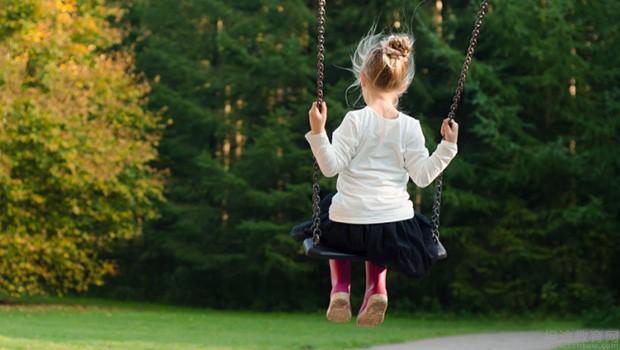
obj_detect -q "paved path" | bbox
[359,330,620,350]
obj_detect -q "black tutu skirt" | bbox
[314,192,434,279]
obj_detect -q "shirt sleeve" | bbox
[304,112,359,178]
[404,120,458,188]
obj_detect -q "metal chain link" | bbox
[430,0,489,241]
[311,0,326,245]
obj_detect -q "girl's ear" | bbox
[360,72,366,87]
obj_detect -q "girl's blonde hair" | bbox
[346,25,415,106]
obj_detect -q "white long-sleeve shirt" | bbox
[304,105,458,224]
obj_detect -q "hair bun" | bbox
[383,35,412,60]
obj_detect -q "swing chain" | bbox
[447,0,489,121]
[431,0,489,239]
[311,160,321,244]
[311,0,327,245]
[316,0,326,108]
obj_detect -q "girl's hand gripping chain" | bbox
[440,118,459,144]
[309,101,328,135]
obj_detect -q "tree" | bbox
[431,0,620,314]
[0,0,164,296]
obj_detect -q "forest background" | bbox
[0,0,618,322]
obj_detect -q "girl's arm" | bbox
[404,119,458,188]
[305,109,359,178]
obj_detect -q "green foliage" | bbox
[92,0,618,317]
[0,0,164,296]
[582,305,620,329]
[439,0,620,314]
[95,0,327,310]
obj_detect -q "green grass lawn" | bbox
[0,297,584,350]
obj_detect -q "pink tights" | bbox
[329,259,351,294]
[329,259,387,312]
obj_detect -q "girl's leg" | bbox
[329,259,351,294]
[360,260,387,308]
[357,260,388,327]
[326,259,352,323]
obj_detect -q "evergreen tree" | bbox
[106,0,328,308]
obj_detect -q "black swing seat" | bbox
[290,220,366,261]
[290,212,446,262]
[303,238,366,261]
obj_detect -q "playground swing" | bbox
[291,0,489,262]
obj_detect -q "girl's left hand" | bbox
[308,101,327,134]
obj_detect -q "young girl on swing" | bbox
[304,30,459,327]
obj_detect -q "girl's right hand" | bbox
[309,101,327,134]
[441,118,459,144]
